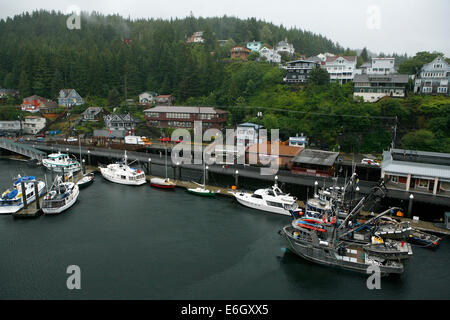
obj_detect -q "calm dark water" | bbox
[0,159,449,299]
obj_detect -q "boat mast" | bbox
[165,142,168,179]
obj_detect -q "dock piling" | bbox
[234,170,239,188]
[407,194,414,219]
[21,181,27,209]
[148,158,152,175]
[34,182,40,210]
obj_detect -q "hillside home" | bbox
[58,89,84,107]
[414,55,449,95]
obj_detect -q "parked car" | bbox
[361,158,380,166]
[65,137,78,142]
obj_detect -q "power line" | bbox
[219,104,397,120]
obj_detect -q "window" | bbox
[437,87,448,93]
[251,194,263,199]
[266,201,283,208]
[418,179,429,188]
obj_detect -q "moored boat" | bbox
[150,177,176,189]
[187,186,215,196]
[233,183,298,216]
[42,176,79,215]
[0,176,46,214]
[76,173,95,189]
[42,152,81,173]
[100,151,146,186]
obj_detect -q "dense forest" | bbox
[0,11,449,154]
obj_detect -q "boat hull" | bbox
[42,161,81,173]
[100,168,146,186]
[77,178,94,189]
[234,193,292,216]
[281,226,404,275]
[43,185,79,215]
[150,178,176,189]
[187,188,215,197]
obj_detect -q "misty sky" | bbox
[1,0,449,56]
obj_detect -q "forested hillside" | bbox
[0,10,343,100]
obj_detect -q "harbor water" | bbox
[0,159,449,299]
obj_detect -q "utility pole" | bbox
[392,116,398,149]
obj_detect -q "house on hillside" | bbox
[82,107,107,121]
[104,113,138,132]
[275,38,295,57]
[230,46,252,60]
[21,95,51,113]
[186,31,204,43]
[366,57,396,75]
[0,88,19,98]
[246,41,263,52]
[283,59,320,83]
[353,74,409,102]
[414,55,449,95]
[259,47,281,63]
[324,56,359,84]
[155,94,175,106]
[139,91,159,105]
[58,89,84,107]
[236,123,266,148]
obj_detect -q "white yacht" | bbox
[100,151,146,186]
[42,152,81,173]
[42,176,79,215]
[0,176,46,214]
[233,183,298,216]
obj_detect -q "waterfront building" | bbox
[381,148,450,197]
[283,59,320,83]
[246,41,263,52]
[353,74,409,102]
[0,121,21,134]
[230,46,252,60]
[288,149,340,177]
[139,91,158,105]
[366,57,396,75]
[58,89,84,107]
[155,94,175,106]
[23,116,46,135]
[246,142,303,168]
[324,56,358,84]
[144,106,227,130]
[104,113,138,133]
[21,95,50,113]
[259,47,281,63]
[413,55,450,95]
[275,38,295,57]
[236,122,266,147]
[82,107,106,121]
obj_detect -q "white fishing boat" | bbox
[42,152,81,173]
[100,151,146,186]
[0,176,46,214]
[42,176,79,215]
[233,183,298,216]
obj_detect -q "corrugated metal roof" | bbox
[292,149,339,166]
[382,160,450,180]
[144,106,227,114]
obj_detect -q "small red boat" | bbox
[150,177,176,189]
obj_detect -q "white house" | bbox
[23,116,46,135]
[366,57,396,75]
[324,56,358,84]
[275,38,295,57]
[139,91,158,104]
[259,47,281,63]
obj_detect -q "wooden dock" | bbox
[12,166,98,218]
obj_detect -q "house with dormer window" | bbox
[414,56,450,95]
[58,89,84,107]
[104,113,138,132]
